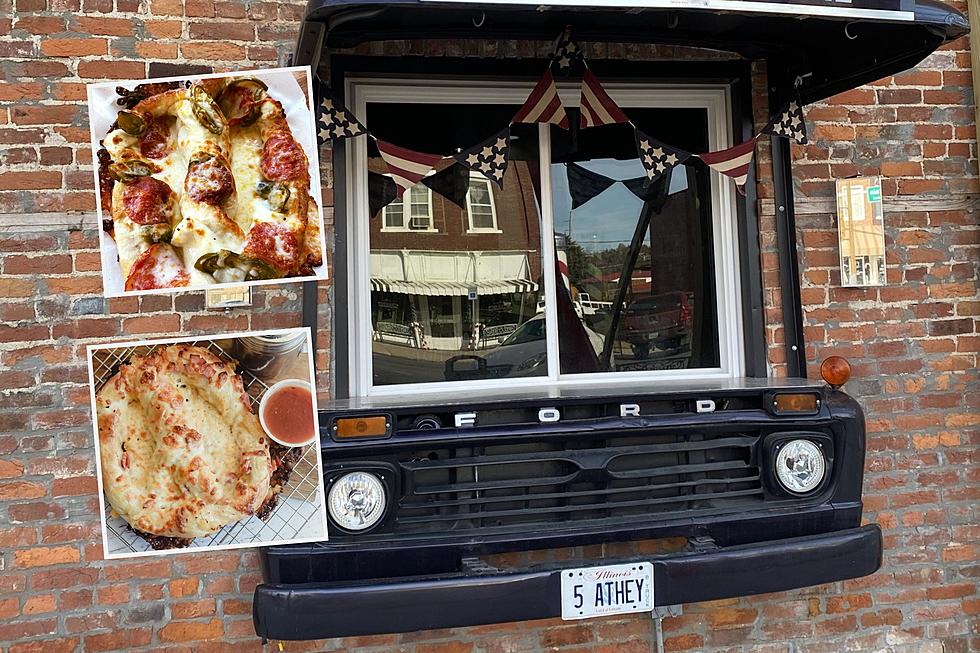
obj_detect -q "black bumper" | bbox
[253,524,882,640]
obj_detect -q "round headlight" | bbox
[327,471,387,532]
[774,439,826,494]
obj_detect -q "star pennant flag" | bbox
[513,69,569,129]
[566,162,616,210]
[580,68,630,129]
[421,163,471,210]
[762,99,808,145]
[551,31,584,74]
[454,128,510,187]
[368,172,398,216]
[635,130,690,183]
[374,139,445,198]
[697,137,758,194]
[316,88,366,143]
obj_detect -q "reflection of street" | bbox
[372,349,448,385]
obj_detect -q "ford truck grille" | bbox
[329,428,766,540]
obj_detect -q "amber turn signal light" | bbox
[333,415,390,440]
[820,356,852,389]
[772,393,820,414]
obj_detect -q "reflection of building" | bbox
[370,161,542,351]
[837,179,886,286]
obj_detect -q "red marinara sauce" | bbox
[263,384,315,445]
[260,131,307,182]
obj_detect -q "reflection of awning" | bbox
[371,278,538,296]
[301,0,967,104]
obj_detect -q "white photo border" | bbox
[86,326,329,560]
[86,65,328,298]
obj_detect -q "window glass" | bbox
[366,103,545,385]
[467,178,497,231]
[549,109,720,373]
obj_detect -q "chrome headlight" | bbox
[773,439,827,495]
[327,471,387,531]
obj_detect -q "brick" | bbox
[121,314,181,333]
[40,38,108,57]
[9,638,79,653]
[14,15,67,33]
[0,480,46,501]
[158,618,223,642]
[0,171,62,190]
[72,16,133,35]
[78,60,144,78]
[15,545,80,568]
[84,628,151,652]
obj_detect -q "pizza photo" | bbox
[87,329,328,558]
[86,67,326,296]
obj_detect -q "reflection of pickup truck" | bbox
[536,292,613,318]
[623,291,693,358]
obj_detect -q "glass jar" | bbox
[234,331,307,381]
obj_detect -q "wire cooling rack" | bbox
[91,339,325,554]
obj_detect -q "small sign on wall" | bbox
[836,176,887,287]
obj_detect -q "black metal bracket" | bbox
[770,135,807,377]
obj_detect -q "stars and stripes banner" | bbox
[454,128,510,187]
[697,137,758,194]
[315,30,810,205]
[762,99,808,145]
[551,31,584,74]
[316,90,366,143]
[512,69,569,129]
[421,163,471,210]
[635,130,691,183]
[374,139,445,198]
[580,68,630,129]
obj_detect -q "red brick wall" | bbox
[0,1,977,652]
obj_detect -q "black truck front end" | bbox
[253,379,881,640]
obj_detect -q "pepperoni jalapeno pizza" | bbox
[98,77,322,292]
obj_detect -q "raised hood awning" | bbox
[298,0,967,103]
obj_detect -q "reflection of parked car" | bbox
[447,314,605,379]
[623,291,693,359]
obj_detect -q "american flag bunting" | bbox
[697,138,758,194]
[635,129,690,183]
[551,31,583,73]
[454,128,510,187]
[762,100,808,145]
[512,69,569,129]
[374,139,445,198]
[316,89,366,143]
[580,68,630,129]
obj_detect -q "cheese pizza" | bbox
[96,344,274,541]
[98,76,322,291]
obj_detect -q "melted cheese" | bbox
[104,81,317,288]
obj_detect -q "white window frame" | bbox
[345,77,745,399]
[380,183,436,232]
[465,173,501,233]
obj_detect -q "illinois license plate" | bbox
[559,562,654,620]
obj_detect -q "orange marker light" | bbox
[773,393,820,414]
[820,356,852,389]
[334,416,389,439]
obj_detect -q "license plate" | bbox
[559,562,654,620]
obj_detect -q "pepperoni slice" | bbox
[122,177,174,226]
[242,222,300,275]
[185,155,234,205]
[139,116,173,160]
[124,243,190,291]
[260,132,307,182]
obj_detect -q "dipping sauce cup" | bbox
[259,380,317,447]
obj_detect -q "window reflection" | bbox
[550,113,720,373]
[365,104,544,386]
